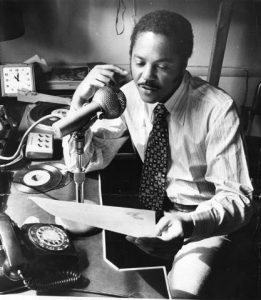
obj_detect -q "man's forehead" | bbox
[132,32,180,61]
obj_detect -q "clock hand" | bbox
[14,74,20,82]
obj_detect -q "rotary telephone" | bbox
[0,212,83,293]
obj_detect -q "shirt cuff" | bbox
[189,209,217,237]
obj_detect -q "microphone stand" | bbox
[71,111,104,203]
[72,130,86,203]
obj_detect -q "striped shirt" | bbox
[63,71,253,238]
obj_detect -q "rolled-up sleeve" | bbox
[63,116,129,173]
[190,101,253,237]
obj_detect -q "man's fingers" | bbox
[94,64,128,77]
[126,235,136,243]
[126,235,182,260]
[155,217,171,236]
[89,65,128,87]
[100,64,128,75]
[93,74,112,86]
[133,239,179,260]
[135,237,163,247]
[134,237,177,252]
[126,236,161,251]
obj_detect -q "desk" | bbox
[0,159,170,298]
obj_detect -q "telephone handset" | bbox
[0,212,83,293]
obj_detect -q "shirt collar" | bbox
[143,71,190,126]
[164,70,190,125]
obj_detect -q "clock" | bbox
[0,63,35,97]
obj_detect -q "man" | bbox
[63,10,253,298]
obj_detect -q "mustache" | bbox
[138,80,160,89]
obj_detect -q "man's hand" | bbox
[71,64,128,111]
[126,212,194,260]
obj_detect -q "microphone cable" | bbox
[0,114,61,169]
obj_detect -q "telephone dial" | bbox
[0,212,85,293]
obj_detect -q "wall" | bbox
[0,0,261,110]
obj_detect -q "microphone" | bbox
[52,86,126,138]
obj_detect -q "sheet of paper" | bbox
[29,197,156,237]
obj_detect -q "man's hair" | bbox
[130,10,193,62]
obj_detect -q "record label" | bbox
[13,164,63,193]
[23,170,51,186]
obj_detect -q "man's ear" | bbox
[129,59,133,79]
[181,60,188,71]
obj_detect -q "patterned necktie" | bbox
[138,103,169,220]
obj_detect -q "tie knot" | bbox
[153,104,168,123]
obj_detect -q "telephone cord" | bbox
[19,268,82,291]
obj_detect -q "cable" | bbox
[0,113,60,159]
[131,0,137,25]
[115,0,126,35]
[0,113,61,169]
[18,269,82,291]
[0,147,25,169]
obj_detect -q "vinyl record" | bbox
[52,162,73,189]
[27,103,69,131]
[13,164,63,193]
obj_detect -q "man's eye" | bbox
[157,64,169,70]
[135,60,145,66]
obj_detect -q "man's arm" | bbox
[127,99,254,259]
[158,100,253,239]
[62,64,129,173]
[63,117,128,172]
[189,100,253,238]
[71,64,128,110]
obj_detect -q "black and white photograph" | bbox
[0,0,260,299]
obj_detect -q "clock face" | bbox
[0,64,35,97]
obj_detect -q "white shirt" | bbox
[63,71,253,238]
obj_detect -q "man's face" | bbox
[131,31,186,104]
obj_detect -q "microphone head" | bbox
[92,86,126,119]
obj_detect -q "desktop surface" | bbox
[0,154,170,298]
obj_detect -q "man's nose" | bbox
[142,65,155,81]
